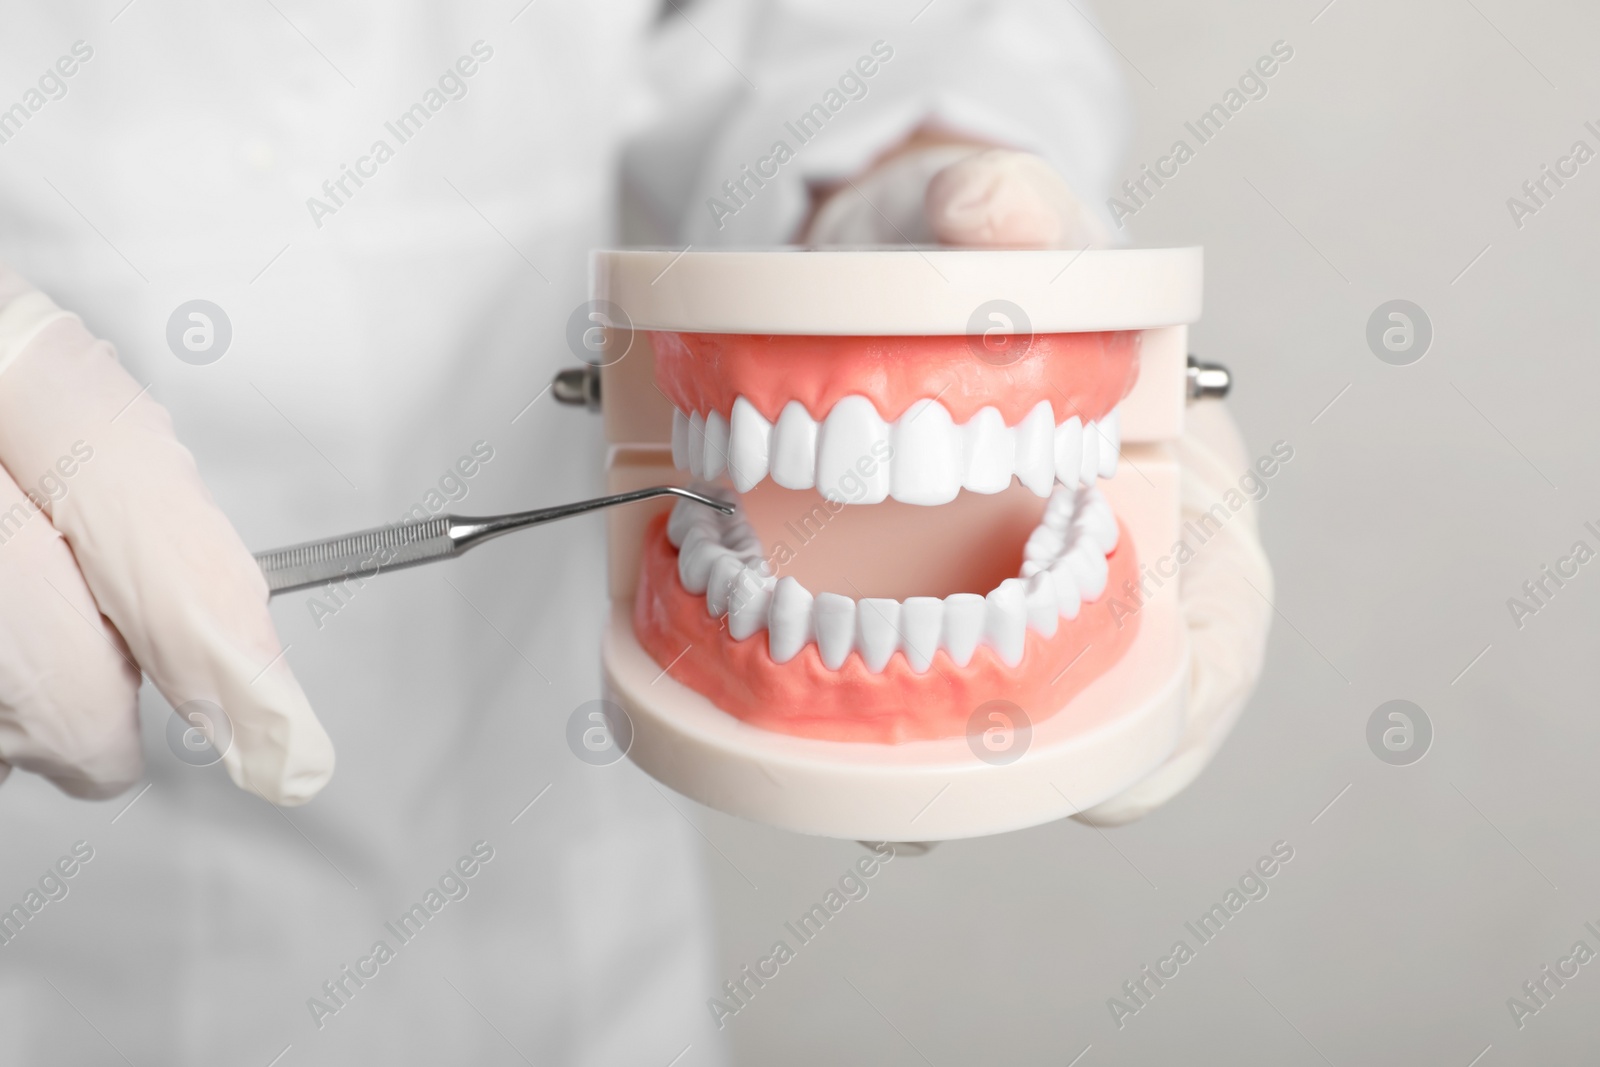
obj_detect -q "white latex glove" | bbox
[0,266,334,805]
[1075,403,1272,825]
[806,147,1273,825]
[807,144,1113,249]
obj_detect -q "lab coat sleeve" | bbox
[621,0,1130,246]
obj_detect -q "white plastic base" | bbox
[603,608,1185,841]
[601,446,1188,841]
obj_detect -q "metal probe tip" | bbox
[669,487,736,515]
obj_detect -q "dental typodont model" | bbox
[632,330,1141,743]
[584,247,1202,839]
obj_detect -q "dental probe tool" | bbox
[253,486,734,597]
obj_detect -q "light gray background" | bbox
[697,2,1600,1064]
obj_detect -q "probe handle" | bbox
[252,486,733,598]
[254,516,456,596]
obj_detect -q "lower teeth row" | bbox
[666,483,1116,673]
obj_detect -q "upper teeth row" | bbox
[666,483,1117,673]
[671,396,1121,505]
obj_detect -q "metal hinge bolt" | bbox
[1187,355,1231,401]
[552,364,602,411]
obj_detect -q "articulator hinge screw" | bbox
[1187,355,1232,401]
[552,364,602,411]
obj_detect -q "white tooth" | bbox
[671,410,691,472]
[679,540,733,595]
[770,400,818,490]
[1014,400,1056,496]
[1050,563,1082,619]
[891,399,962,505]
[676,524,717,560]
[1062,543,1109,600]
[1020,560,1047,579]
[675,518,720,550]
[728,397,772,493]
[706,553,746,616]
[1081,511,1120,556]
[1091,490,1120,551]
[814,592,856,670]
[1097,408,1121,478]
[1024,526,1066,564]
[667,495,715,546]
[702,410,729,480]
[816,395,890,504]
[1025,572,1059,638]
[728,572,774,640]
[727,533,766,563]
[1075,498,1119,553]
[984,578,1028,667]
[1079,421,1100,485]
[940,593,986,668]
[899,597,943,673]
[1044,486,1077,529]
[856,598,901,673]
[961,406,1014,495]
[687,411,707,478]
[1053,417,1083,488]
[767,578,814,664]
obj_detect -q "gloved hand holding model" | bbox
[0,267,332,805]
[806,144,1274,824]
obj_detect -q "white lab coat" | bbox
[0,2,1121,1063]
